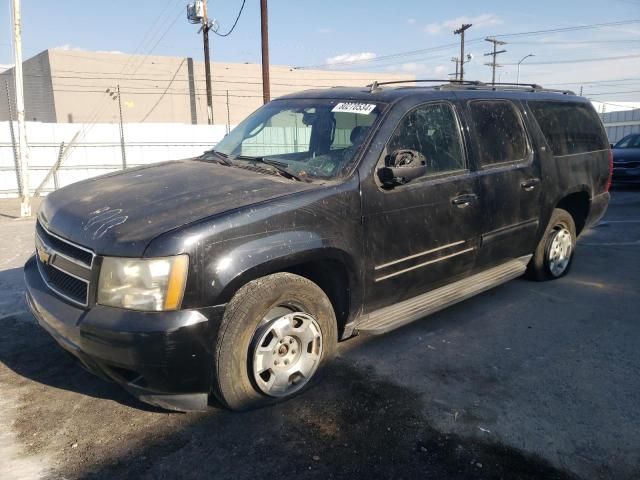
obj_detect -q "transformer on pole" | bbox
[188,0,214,124]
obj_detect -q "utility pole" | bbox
[450,57,460,81]
[484,37,507,85]
[116,85,126,168]
[454,23,472,82]
[12,0,31,216]
[202,0,213,124]
[188,1,214,123]
[107,86,126,169]
[226,89,230,134]
[5,80,21,197]
[260,0,270,104]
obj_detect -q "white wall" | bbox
[0,121,230,197]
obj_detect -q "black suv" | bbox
[25,81,611,411]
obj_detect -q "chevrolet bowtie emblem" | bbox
[36,237,55,265]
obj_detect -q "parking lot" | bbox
[0,189,638,480]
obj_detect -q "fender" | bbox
[143,176,364,323]
[204,230,360,307]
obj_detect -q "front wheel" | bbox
[212,273,337,411]
[527,208,577,281]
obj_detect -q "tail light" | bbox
[606,149,613,192]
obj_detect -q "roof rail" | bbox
[367,79,483,93]
[445,82,575,95]
[366,79,575,95]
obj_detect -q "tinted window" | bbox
[387,102,465,175]
[529,101,608,156]
[469,100,527,166]
[615,134,640,149]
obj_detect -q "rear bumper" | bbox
[612,177,640,185]
[24,255,225,411]
[585,191,610,230]
[612,168,640,185]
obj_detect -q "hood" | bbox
[39,159,318,256]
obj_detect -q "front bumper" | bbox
[24,255,225,411]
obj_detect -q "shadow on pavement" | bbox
[0,262,577,479]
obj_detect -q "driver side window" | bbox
[388,102,466,176]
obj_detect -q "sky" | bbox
[1,0,640,104]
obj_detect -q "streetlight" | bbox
[516,54,535,85]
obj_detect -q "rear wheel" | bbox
[527,208,577,281]
[212,272,337,411]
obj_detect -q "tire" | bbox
[527,208,577,281]
[212,272,338,411]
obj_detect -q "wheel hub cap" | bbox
[548,227,572,276]
[252,312,323,397]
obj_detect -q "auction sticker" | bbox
[331,102,376,115]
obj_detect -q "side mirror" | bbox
[377,149,428,187]
[610,143,615,149]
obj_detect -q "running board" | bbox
[357,255,532,335]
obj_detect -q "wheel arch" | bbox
[555,189,591,235]
[216,247,359,338]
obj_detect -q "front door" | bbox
[463,98,542,268]
[361,101,482,312]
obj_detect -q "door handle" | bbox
[451,193,477,208]
[521,178,540,192]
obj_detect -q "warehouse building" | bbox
[0,49,407,126]
[600,108,640,143]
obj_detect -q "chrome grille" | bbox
[35,221,94,307]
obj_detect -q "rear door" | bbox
[463,99,542,269]
[361,100,482,311]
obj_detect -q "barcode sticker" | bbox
[331,102,377,115]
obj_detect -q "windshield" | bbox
[212,99,383,180]
[614,134,640,149]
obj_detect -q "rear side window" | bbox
[469,100,528,166]
[528,101,608,156]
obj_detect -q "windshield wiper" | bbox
[201,149,233,166]
[235,155,307,182]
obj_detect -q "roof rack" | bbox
[366,79,575,95]
[367,79,481,92]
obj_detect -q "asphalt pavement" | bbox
[0,190,638,480]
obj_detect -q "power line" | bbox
[212,0,246,37]
[587,90,640,96]
[78,1,184,133]
[140,58,186,122]
[295,40,477,69]
[546,77,640,86]
[509,39,640,45]
[503,53,640,65]
[492,19,640,38]
[294,19,640,70]
[80,3,185,139]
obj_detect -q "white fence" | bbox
[0,122,230,197]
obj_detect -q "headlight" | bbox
[97,255,189,311]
